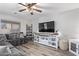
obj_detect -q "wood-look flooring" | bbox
[16,41,75,56]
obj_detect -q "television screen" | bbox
[39,21,55,32]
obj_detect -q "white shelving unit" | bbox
[69,39,79,56]
[34,34,59,49]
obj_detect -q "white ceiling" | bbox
[0,3,79,20]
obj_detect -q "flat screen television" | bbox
[39,21,55,32]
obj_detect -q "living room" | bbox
[0,1,79,57]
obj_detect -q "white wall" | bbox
[0,13,32,35]
[54,8,79,39]
[32,8,79,40]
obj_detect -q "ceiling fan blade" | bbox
[28,3,37,8]
[19,9,26,12]
[31,3,37,6]
[18,3,26,7]
[33,9,42,13]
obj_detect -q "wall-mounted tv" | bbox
[39,21,55,32]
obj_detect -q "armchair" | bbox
[5,32,28,46]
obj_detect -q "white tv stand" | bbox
[34,33,59,49]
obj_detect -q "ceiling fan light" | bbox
[32,6,37,9]
[26,9,29,12]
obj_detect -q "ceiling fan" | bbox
[18,3,42,15]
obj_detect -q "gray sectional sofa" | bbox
[0,34,26,56]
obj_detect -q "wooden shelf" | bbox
[26,24,33,39]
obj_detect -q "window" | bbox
[1,20,20,33]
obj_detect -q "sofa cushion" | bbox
[0,46,11,56]
[0,34,7,41]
